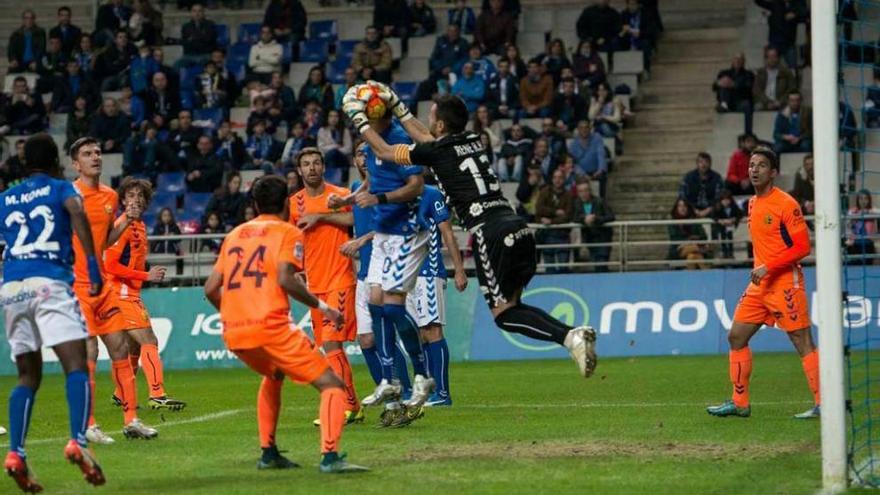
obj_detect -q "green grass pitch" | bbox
[0,353,830,494]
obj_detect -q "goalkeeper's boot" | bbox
[149,396,187,411]
[257,446,300,470]
[706,400,751,418]
[564,326,598,378]
[425,393,452,407]
[403,374,435,408]
[5,452,41,493]
[360,379,401,407]
[85,425,115,445]
[793,405,820,419]
[122,419,158,440]
[313,408,366,427]
[319,452,369,474]
[63,441,105,487]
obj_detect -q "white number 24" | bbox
[5,205,60,256]
[458,155,500,195]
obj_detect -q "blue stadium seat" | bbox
[216,24,230,47]
[326,57,350,84]
[299,40,330,63]
[228,41,251,63]
[282,41,293,65]
[335,40,358,62]
[146,193,178,222]
[179,65,203,90]
[309,20,337,41]
[392,81,418,106]
[238,23,262,44]
[179,89,196,110]
[183,192,213,217]
[193,108,224,130]
[157,172,186,195]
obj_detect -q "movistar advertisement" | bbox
[0,267,875,375]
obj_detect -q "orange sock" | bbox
[326,349,359,412]
[319,387,346,454]
[140,344,166,398]
[257,376,283,448]
[729,347,752,408]
[114,353,140,400]
[111,359,138,425]
[87,360,97,427]
[801,349,820,405]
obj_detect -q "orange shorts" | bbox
[118,298,151,331]
[232,329,329,384]
[733,284,811,332]
[309,286,356,346]
[74,284,124,336]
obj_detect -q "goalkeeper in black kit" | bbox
[341,82,597,379]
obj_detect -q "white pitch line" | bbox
[28,408,247,446]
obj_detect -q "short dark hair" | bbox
[13,76,26,85]
[58,6,71,15]
[295,147,324,169]
[751,145,779,171]
[69,137,99,159]
[118,177,154,205]
[251,175,288,215]
[434,94,469,134]
[24,134,60,176]
[697,152,712,164]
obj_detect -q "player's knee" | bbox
[323,341,343,353]
[421,325,443,342]
[358,333,375,348]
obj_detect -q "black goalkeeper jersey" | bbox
[406,132,510,229]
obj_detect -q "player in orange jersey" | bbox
[69,137,158,442]
[289,148,362,424]
[105,177,187,412]
[707,146,819,419]
[204,175,368,473]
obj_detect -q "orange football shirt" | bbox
[104,214,149,299]
[288,184,355,293]
[747,186,809,290]
[72,179,118,288]
[214,215,305,350]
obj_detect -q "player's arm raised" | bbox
[438,219,468,292]
[372,81,435,144]
[354,173,423,208]
[328,179,369,209]
[65,196,103,296]
[277,261,344,327]
[104,233,150,282]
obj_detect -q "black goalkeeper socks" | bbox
[494,304,573,345]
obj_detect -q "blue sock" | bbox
[384,304,426,376]
[393,344,411,394]
[8,385,35,458]
[425,339,451,399]
[368,304,394,381]
[360,345,383,386]
[65,370,90,447]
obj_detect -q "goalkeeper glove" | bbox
[368,80,413,122]
[342,86,370,133]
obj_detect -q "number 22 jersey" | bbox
[0,173,79,283]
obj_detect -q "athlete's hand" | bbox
[125,202,143,221]
[327,193,353,210]
[354,191,379,208]
[750,264,768,285]
[368,80,412,121]
[296,214,320,231]
[454,268,468,292]
[323,306,345,329]
[147,266,167,283]
[342,85,370,133]
[340,239,360,258]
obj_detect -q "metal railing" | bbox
[137,213,880,285]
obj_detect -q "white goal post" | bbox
[811,0,847,492]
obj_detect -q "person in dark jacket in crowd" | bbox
[186,135,224,193]
[205,172,246,231]
[95,0,131,47]
[572,40,606,91]
[50,6,82,57]
[678,152,723,218]
[179,3,217,66]
[6,77,47,135]
[754,0,807,69]
[552,78,588,131]
[8,9,46,73]
[485,58,520,119]
[576,0,621,52]
[409,0,437,36]
[95,29,135,91]
[711,189,744,259]
[263,0,307,45]
[475,0,517,55]
[573,178,615,272]
[90,97,131,152]
[51,59,99,115]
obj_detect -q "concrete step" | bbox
[660,27,741,42]
[637,84,715,103]
[650,60,731,82]
[610,179,680,194]
[656,40,737,59]
[633,108,716,127]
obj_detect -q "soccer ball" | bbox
[357,84,387,120]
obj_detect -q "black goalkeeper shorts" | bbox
[471,209,537,308]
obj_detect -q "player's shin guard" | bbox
[729,347,752,408]
[360,345,383,385]
[140,344,166,398]
[257,376,283,448]
[319,388,346,454]
[8,385,35,458]
[424,339,450,398]
[368,304,394,380]
[385,304,426,376]
[111,360,138,424]
[494,304,570,345]
[115,353,141,400]
[394,345,411,393]
[66,371,90,448]
[801,349,820,405]
[326,350,359,412]
[87,360,97,427]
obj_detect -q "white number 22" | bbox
[5,205,60,256]
[458,155,499,195]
